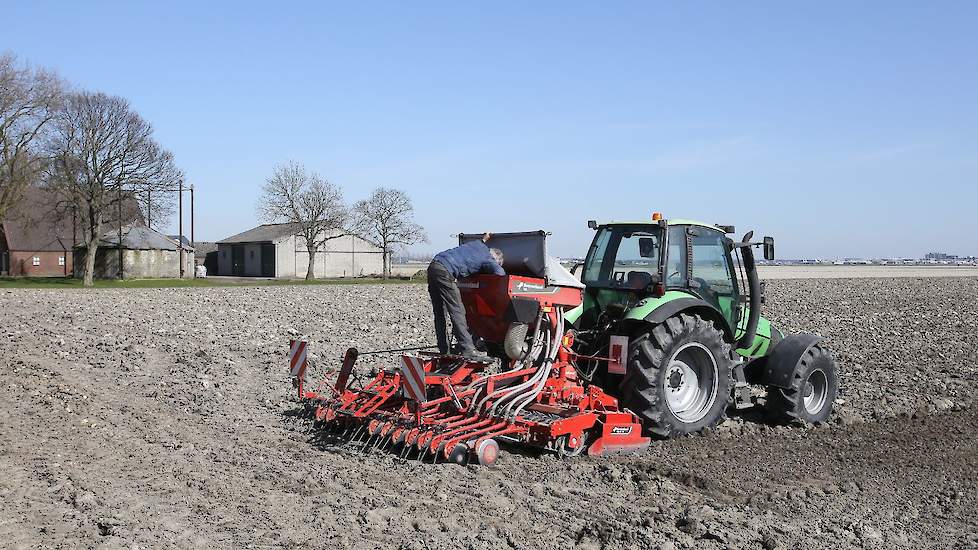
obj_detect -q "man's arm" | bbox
[486,261,505,276]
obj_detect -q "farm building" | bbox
[0,188,77,277]
[0,215,75,277]
[192,241,219,275]
[74,224,195,279]
[216,223,385,278]
[0,187,149,278]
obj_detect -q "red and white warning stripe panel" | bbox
[399,355,427,402]
[607,335,628,375]
[289,340,309,378]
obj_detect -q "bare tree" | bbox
[0,53,64,220]
[258,161,348,280]
[352,187,427,278]
[141,183,176,230]
[49,91,182,286]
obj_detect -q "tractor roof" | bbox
[600,219,725,231]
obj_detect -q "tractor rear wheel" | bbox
[621,314,733,437]
[765,343,838,424]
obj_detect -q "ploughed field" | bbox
[1,278,977,549]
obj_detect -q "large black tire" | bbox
[765,343,838,424]
[621,313,734,437]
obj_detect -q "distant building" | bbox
[0,187,77,277]
[925,252,958,261]
[192,241,219,274]
[74,224,194,279]
[0,186,148,278]
[216,223,384,278]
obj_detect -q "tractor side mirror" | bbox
[763,236,775,261]
[638,237,657,258]
[587,220,598,230]
[570,262,584,277]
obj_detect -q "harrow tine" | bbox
[350,425,366,443]
[400,445,414,460]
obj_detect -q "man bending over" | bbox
[428,233,505,361]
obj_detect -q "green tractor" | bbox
[566,215,839,437]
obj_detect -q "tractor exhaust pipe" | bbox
[736,233,761,350]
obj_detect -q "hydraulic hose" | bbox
[508,310,564,420]
[493,327,554,417]
[473,318,548,413]
[466,311,544,400]
[482,326,551,415]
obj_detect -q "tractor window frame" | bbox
[582,224,664,290]
[680,225,742,330]
[689,229,740,298]
[664,225,688,289]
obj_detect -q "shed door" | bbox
[232,245,245,276]
[260,244,275,277]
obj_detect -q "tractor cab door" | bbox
[667,224,741,332]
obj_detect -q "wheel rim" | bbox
[663,342,719,424]
[556,433,588,458]
[803,368,829,415]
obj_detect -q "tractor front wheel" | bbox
[621,314,734,437]
[765,343,838,424]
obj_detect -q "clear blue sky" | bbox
[7,1,977,259]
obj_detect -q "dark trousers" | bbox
[427,261,474,354]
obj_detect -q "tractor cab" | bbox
[569,215,774,356]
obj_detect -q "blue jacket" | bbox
[433,240,505,279]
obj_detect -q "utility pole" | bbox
[118,184,124,280]
[179,180,184,278]
[190,184,195,277]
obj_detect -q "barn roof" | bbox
[167,235,193,248]
[217,222,302,244]
[193,241,218,255]
[78,224,190,251]
[217,222,384,250]
[0,188,75,251]
[0,216,73,252]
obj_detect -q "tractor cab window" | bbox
[583,225,661,290]
[690,229,738,323]
[665,225,687,287]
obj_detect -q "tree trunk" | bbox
[306,244,317,280]
[382,237,389,279]
[81,209,102,287]
[82,241,98,287]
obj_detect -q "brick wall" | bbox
[8,251,73,277]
